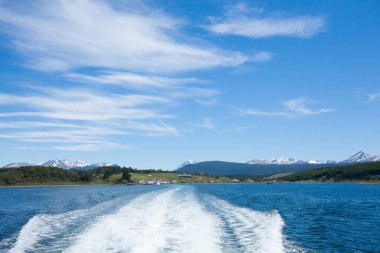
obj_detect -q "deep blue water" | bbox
[0,183,379,252]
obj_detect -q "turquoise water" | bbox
[0,183,379,252]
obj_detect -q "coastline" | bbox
[1,180,379,188]
[283,180,380,184]
[0,183,117,188]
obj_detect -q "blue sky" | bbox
[0,0,379,169]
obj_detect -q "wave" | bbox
[6,186,304,253]
[202,195,304,253]
[64,188,221,253]
[7,195,127,253]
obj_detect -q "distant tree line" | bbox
[0,166,93,185]
[0,166,136,186]
[281,162,380,182]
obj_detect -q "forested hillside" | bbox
[0,166,132,186]
[281,162,380,182]
[177,161,330,176]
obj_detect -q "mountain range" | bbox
[3,160,117,170]
[3,151,379,173]
[178,151,380,168]
[340,151,380,164]
[177,151,380,176]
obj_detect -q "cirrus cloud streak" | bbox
[0,0,248,73]
[236,97,335,118]
[207,3,326,39]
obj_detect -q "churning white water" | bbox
[7,186,300,253]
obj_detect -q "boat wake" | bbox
[6,187,304,253]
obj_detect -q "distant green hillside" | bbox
[177,161,329,176]
[0,166,236,186]
[0,166,132,186]
[280,162,380,182]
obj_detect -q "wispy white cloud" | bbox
[236,108,288,117]
[207,3,326,38]
[190,118,215,130]
[0,128,126,146]
[16,142,124,152]
[0,121,82,129]
[51,143,123,152]
[282,98,334,115]
[121,121,180,136]
[65,71,221,106]
[250,51,272,62]
[236,97,334,118]
[65,72,202,90]
[195,97,220,106]
[226,2,265,16]
[0,85,181,150]
[65,70,222,109]
[367,91,380,102]
[0,0,248,73]
[0,87,171,121]
[166,87,219,100]
[0,0,329,155]
[234,125,257,133]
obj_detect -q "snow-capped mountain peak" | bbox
[351,151,371,159]
[72,160,90,167]
[246,151,379,165]
[246,157,306,165]
[307,160,321,164]
[3,162,35,168]
[341,151,380,164]
[40,159,89,170]
[270,157,303,164]
[3,160,118,170]
[92,163,116,167]
[177,160,197,169]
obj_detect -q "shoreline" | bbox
[0,183,118,188]
[1,180,379,188]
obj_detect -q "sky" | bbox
[0,0,379,170]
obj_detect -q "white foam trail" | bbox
[8,214,52,253]
[160,188,221,253]
[8,196,124,253]
[64,189,174,253]
[205,196,288,253]
[65,187,222,253]
[7,187,303,253]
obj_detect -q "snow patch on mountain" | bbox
[3,162,35,168]
[246,151,379,165]
[340,151,380,164]
[177,151,379,169]
[3,160,118,169]
[247,157,307,165]
[306,159,330,164]
[41,160,89,170]
[177,160,197,169]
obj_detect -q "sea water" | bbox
[0,183,379,252]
